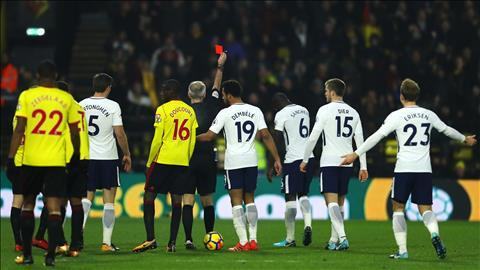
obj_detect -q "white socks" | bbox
[232,205,248,245]
[392,211,407,254]
[81,198,92,229]
[329,205,343,242]
[246,203,258,241]
[285,201,297,242]
[102,203,115,245]
[299,196,312,228]
[422,210,439,237]
[328,202,346,240]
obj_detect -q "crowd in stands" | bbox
[2,1,479,177]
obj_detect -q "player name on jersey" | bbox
[274,104,312,164]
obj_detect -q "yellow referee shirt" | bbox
[14,86,81,167]
[147,100,198,167]
[65,102,90,162]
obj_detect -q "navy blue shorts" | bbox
[281,159,315,194]
[392,173,432,205]
[320,166,353,195]
[225,167,258,192]
[87,160,120,191]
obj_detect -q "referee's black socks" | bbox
[204,205,215,233]
[21,210,35,256]
[182,205,193,241]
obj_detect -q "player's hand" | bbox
[274,160,282,176]
[267,168,274,182]
[122,154,132,172]
[464,135,477,146]
[217,52,227,67]
[340,153,358,166]
[299,161,308,173]
[358,170,368,182]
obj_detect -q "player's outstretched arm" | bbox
[341,129,386,166]
[114,125,131,172]
[213,52,227,91]
[259,128,282,176]
[432,114,477,146]
[197,130,217,142]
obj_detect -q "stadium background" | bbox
[1,1,479,221]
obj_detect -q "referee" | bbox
[182,52,227,249]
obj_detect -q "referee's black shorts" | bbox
[184,155,217,196]
[145,163,188,195]
[20,165,67,197]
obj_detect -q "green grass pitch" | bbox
[1,218,479,269]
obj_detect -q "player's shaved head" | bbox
[93,73,113,93]
[325,78,346,97]
[160,79,180,101]
[56,81,70,92]
[400,78,420,101]
[272,92,291,112]
[188,81,206,100]
[37,60,57,80]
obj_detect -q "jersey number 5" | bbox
[31,109,63,136]
[173,119,190,140]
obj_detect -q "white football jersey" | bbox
[209,103,267,170]
[304,101,366,169]
[274,104,314,163]
[355,106,465,173]
[79,97,123,160]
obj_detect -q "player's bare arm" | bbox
[213,53,227,90]
[258,128,282,176]
[69,122,81,155]
[7,117,26,159]
[114,125,131,172]
[267,130,285,182]
[197,130,217,142]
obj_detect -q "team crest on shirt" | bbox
[155,114,162,123]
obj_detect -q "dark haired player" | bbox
[341,78,477,259]
[197,80,282,252]
[301,78,368,251]
[181,52,227,249]
[271,93,314,247]
[80,73,131,252]
[7,60,81,266]
[132,79,198,253]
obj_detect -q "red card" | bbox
[215,44,223,55]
